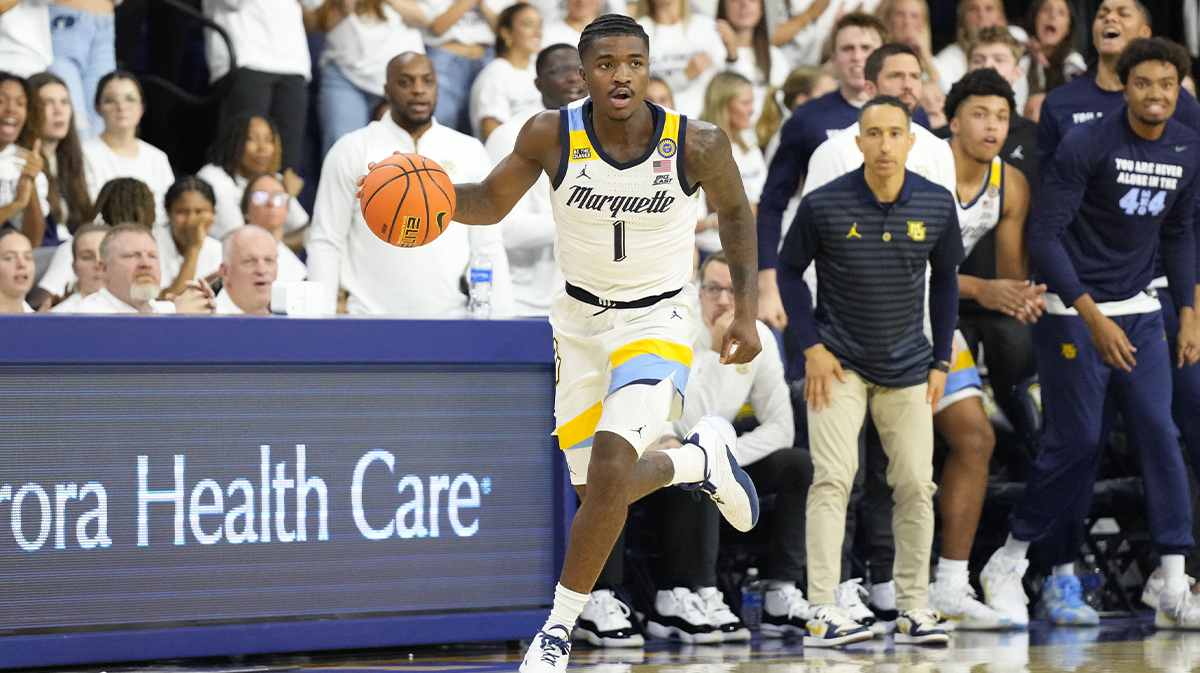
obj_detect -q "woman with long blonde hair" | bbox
[695,72,764,253]
[715,0,787,123]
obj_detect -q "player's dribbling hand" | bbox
[354,150,405,199]
[1178,307,1200,368]
[926,368,947,411]
[720,316,761,365]
[803,343,846,411]
[1085,313,1138,371]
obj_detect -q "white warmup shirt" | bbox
[38,241,75,296]
[82,137,175,224]
[154,226,223,290]
[76,287,177,313]
[469,58,541,137]
[0,0,53,77]
[800,120,957,199]
[669,321,793,466]
[203,0,316,82]
[322,5,426,95]
[696,133,765,252]
[0,142,50,230]
[307,115,514,316]
[417,0,510,47]
[637,16,725,117]
[722,45,789,123]
[485,105,560,316]
[195,163,310,240]
[773,0,849,68]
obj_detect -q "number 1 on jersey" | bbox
[613,220,626,262]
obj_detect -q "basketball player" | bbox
[928,68,1040,630]
[981,38,1200,629]
[1033,0,1200,610]
[360,15,763,671]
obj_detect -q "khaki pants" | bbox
[806,372,936,610]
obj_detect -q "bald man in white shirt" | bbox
[215,225,276,314]
[308,52,514,317]
[78,224,215,314]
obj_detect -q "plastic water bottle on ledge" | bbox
[468,252,492,319]
[1080,555,1104,611]
[741,567,763,629]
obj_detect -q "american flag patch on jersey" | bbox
[653,160,671,173]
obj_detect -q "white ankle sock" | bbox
[544,583,590,631]
[1053,563,1075,577]
[664,443,706,485]
[937,557,970,585]
[1002,534,1030,560]
[1163,555,1186,583]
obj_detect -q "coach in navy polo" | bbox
[776,95,961,647]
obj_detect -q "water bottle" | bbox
[1080,555,1104,611]
[740,567,763,630]
[468,252,492,318]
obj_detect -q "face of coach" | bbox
[855,101,916,183]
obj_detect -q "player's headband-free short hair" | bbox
[944,67,1015,119]
[864,43,920,85]
[578,14,650,61]
[1116,37,1191,86]
[859,94,912,126]
[536,43,580,76]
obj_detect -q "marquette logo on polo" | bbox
[1062,344,1077,359]
[907,221,926,241]
[572,148,592,161]
[565,186,676,218]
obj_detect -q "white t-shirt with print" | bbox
[469,58,541,137]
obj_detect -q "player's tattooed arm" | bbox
[452,111,560,225]
[685,120,762,365]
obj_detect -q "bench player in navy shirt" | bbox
[981,38,1200,629]
[1035,0,1200,609]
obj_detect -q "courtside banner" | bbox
[0,318,561,657]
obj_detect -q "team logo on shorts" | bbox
[907,221,926,241]
[657,138,677,158]
[1062,343,1077,359]
[572,147,592,161]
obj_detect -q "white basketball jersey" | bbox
[550,98,700,302]
[956,156,1005,257]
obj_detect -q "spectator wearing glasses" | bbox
[241,172,306,281]
[0,229,36,313]
[197,114,310,242]
[49,221,107,312]
[469,2,542,140]
[77,223,216,314]
[157,175,222,297]
[215,224,277,314]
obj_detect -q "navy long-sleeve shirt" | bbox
[778,168,963,388]
[757,91,930,270]
[1027,111,1199,311]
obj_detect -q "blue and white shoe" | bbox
[1034,575,1100,625]
[803,605,874,648]
[895,608,950,645]
[520,624,572,673]
[680,414,759,532]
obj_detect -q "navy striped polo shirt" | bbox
[779,168,963,388]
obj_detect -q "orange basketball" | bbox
[359,153,457,248]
